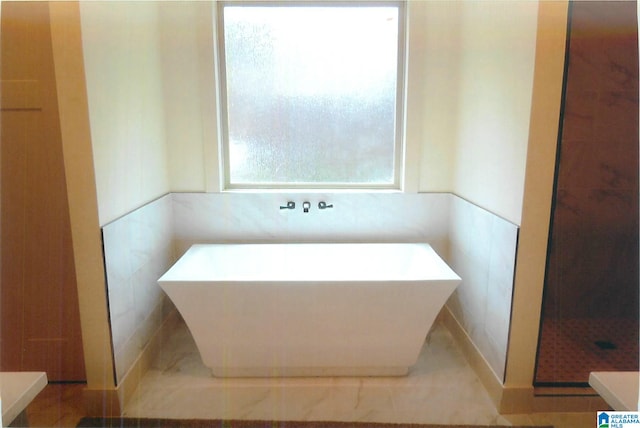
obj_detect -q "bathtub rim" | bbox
[159,242,461,283]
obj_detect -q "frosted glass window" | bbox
[219,3,404,188]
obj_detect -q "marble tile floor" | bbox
[116,319,596,428]
[21,318,596,428]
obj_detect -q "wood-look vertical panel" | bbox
[1,1,85,381]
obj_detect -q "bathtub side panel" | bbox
[158,279,459,377]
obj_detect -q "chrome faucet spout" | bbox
[302,201,311,213]
[280,201,296,210]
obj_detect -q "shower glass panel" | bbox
[535,1,639,387]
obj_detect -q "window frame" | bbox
[216,0,407,191]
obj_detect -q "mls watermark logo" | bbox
[598,411,640,427]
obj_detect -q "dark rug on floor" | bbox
[76,418,553,428]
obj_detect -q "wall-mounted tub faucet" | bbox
[302,201,311,213]
[280,201,296,210]
[318,201,333,210]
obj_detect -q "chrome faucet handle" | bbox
[318,201,333,209]
[280,201,296,210]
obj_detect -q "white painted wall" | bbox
[416,1,461,192]
[80,1,170,226]
[159,2,216,192]
[451,1,539,224]
[158,3,206,192]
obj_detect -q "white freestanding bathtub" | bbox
[158,243,461,377]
